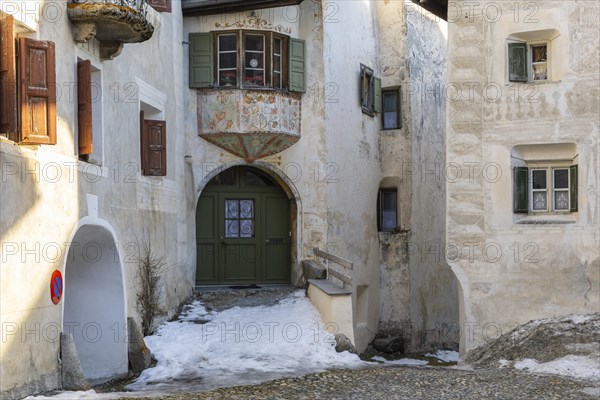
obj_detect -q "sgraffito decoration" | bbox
[198,89,301,162]
[215,17,292,34]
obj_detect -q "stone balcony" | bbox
[67,0,157,60]
[198,89,301,163]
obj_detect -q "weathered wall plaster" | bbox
[446,0,600,354]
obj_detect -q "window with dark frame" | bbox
[382,87,401,129]
[378,188,397,232]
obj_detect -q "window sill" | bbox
[199,86,292,93]
[506,80,561,86]
[514,214,576,225]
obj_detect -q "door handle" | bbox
[265,239,270,244]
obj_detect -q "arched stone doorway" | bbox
[63,223,127,383]
[196,166,292,285]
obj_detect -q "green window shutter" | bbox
[508,42,527,82]
[189,33,213,88]
[570,165,578,212]
[289,38,305,92]
[374,77,382,113]
[513,167,529,213]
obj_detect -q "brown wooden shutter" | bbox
[77,59,93,155]
[147,0,171,12]
[0,14,17,139]
[141,113,167,176]
[18,38,56,145]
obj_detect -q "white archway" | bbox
[62,219,128,383]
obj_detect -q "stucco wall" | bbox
[0,4,189,397]
[375,1,459,353]
[322,1,382,352]
[405,3,459,352]
[446,0,600,354]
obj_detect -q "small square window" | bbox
[508,41,549,82]
[523,167,573,213]
[378,188,397,232]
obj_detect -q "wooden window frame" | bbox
[1,18,57,145]
[530,168,549,212]
[513,162,578,215]
[360,64,375,116]
[216,32,238,87]
[529,42,549,82]
[507,39,551,83]
[0,14,17,139]
[140,110,167,177]
[381,86,401,130]
[212,30,289,90]
[551,167,570,212]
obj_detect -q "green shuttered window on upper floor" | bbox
[189,33,214,88]
[508,42,528,83]
[288,38,305,93]
[189,31,305,93]
[513,165,578,213]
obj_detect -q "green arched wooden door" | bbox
[196,167,291,285]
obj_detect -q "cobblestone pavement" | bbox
[117,365,599,400]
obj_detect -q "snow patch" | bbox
[514,355,600,381]
[371,355,428,366]
[25,390,124,399]
[127,290,364,393]
[425,350,459,363]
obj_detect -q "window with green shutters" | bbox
[189,33,214,88]
[289,38,305,92]
[513,165,578,213]
[189,30,305,92]
[513,167,529,213]
[508,41,549,83]
[508,42,528,82]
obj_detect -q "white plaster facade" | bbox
[0,0,597,398]
[446,0,600,353]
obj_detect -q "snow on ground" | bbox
[371,355,428,366]
[27,290,364,399]
[425,350,460,363]
[512,355,600,381]
[127,290,364,393]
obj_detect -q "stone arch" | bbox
[62,218,128,383]
[194,161,304,286]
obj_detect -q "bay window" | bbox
[192,30,297,90]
